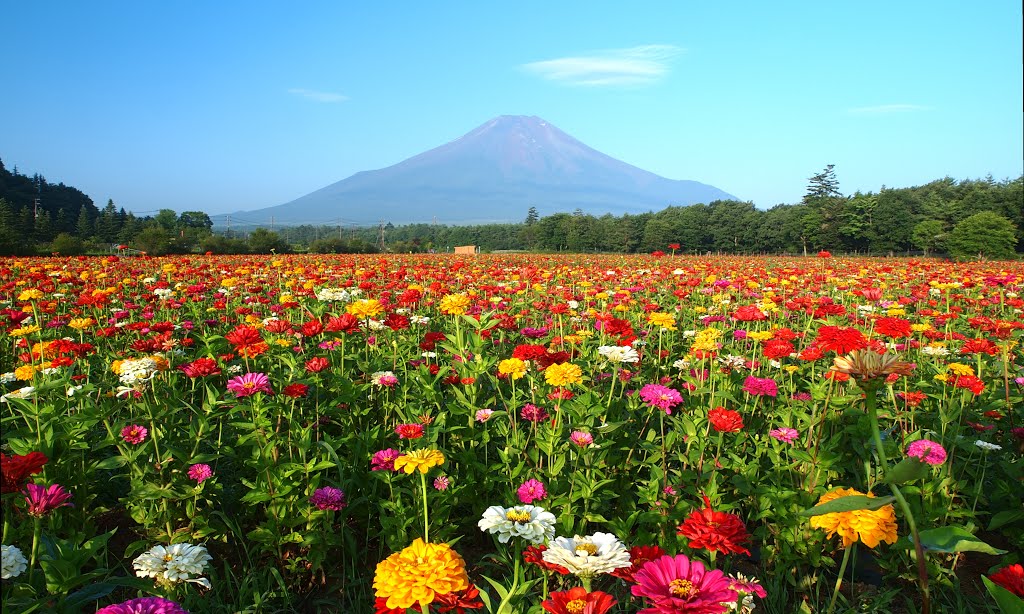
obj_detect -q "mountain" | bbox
[214,115,736,226]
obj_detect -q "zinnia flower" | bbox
[373,538,469,610]
[570,431,594,447]
[226,372,274,397]
[133,543,212,588]
[905,439,947,466]
[1,544,28,579]
[187,464,213,484]
[394,449,445,474]
[610,544,667,583]
[741,376,777,398]
[524,545,570,574]
[831,350,914,382]
[1,451,48,493]
[707,407,744,433]
[309,486,346,510]
[121,425,149,445]
[371,448,402,472]
[988,563,1024,597]
[95,597,189,614]
[631,554,738,614]
[544,362,583,387]
[769,427,799,444]
[541,587,616,614]
[498,358,529,380]
[639,384,684,414]
[677,496,750,556]
[25,483,74,516]
[395,423,425,439]
[478,505,556,544]
[541,533,631,578]
[809,487,898,548]
[517,479,547,504]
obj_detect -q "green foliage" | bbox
[948,212,1018,260]
[49,232,86,255]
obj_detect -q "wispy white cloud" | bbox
[847,104,931,115]
[521,44,683,87]
[288,88,349,103]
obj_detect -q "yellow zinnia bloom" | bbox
[394,449,445,474]
[809,487,898,548]
[373,538,469,610]
[544,362,583,387]
[14,365,38,381]
[497,358,528,380]
[438,293,471,316]
[347,299,385,320]
[68,318,95,330]
[18,289,44,301]
[9,325,41,337]
[648,312,677,330]
[945,363,974,377]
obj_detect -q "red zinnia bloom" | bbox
[225,325,268,358]
[283,383,309,398]
[395,423,425,439]
[382,313,410,331]
[179,357,221,378]
[873,317,912,339]
[952,375,985,395]
[762,339,795,360]
[897,391,927,407]
[733,305,767,322]
[708,407,744,433]
[300,320,325,337]
[523,545,569,575]
[814,326,868,354]
[305,357,330,373]
[435,584,485,613]
[611,544,667,583]
[989,563,1024,597]
[263,319,293,334]
[541,587,616,614]
[325,313,360,333]
[1,451,49,494]
[960,338,999,356]
[677,496,751,556]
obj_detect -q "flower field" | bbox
[1,253,1023,613]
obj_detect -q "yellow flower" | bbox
[9,325,41,337]
[910,323,932,332]
[18,289,43,301]
[648,312,677,330]
[498,358,528,380]
[394,449,445,474]
[438,294,471,316]
[544,362,583,387]
[946,363,974,377]
[347,299,385,320]
[373,538,469,610]
[809,487,898,548]
[14,365,38,381]
[747,331,773,342]
[68,318,95,331]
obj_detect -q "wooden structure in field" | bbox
[454,245,478,255]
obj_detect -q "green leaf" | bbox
[800,495,895,517]
[989,510,1024,532]
[983,576,1024,614]
[917,526,1007,555]
[884,457,931,485]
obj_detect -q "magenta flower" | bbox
[639,384,684,414]
[433,476,450,491]
[121,424,148,445]
[517,478,547,504]
[520,404,549,422]
[475,408,494,422]
[309,486,346,511]
[24,483,74,517]
[742,376,778,398]
[96,597,189,614]
[631,553,738,613]
[187,464,213,484]
[570,431,594,447]
[769,427,799,444]
[906,439,947,466]
[226,372,273,397]
[370,448,402,472]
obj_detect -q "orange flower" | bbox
[809,487,898,548]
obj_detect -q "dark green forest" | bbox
[1,160,1021,259]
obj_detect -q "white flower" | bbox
[597,345,640,364]
[133,543,212,588]
[717,355,747,370]
[117,358,158,386]
[478,505,556,544]
[421,351,437,358]
[227,365,243,374]
[66,385,83,397]
[315,287,351,302]
[1,387,36,403]
[975,440,1003,452]
[1,544,28,579]
[410,315,430,326]
[922,345,949,357]
[567,300,580,309]
[672,359,691,370]
[0,372,17,384]
[541,532,631,578]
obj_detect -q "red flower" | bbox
[395,423,425,439]
[435,584,485,613]
[300,320,324,337]
[1,451,49,494]
[677,496,751,556]
[224,325,268,358]
[179,357,222,378]
[708,407,744,433]
[382,313,410,331]
[512,344,548,361]
[989,564,1024,597]
[761,339,795,361]
[814,326,867,354]
[305,357,331,373]
[873,317,911,339]
[283,383,309,398]
[611,544,667,583]
[325,313,360,333]
[523,545,569,575]
[951,375,985,395]
[817,250,832,258]
[733,305,767,322]
[961,338,999,356]
[541,587,616,614]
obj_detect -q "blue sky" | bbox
[3,1,1021,218]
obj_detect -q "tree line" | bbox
[1,159,1020,258]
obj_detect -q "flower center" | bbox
[565,599,587,614]
[670,578,696,598]
[505,510,532,523]
[575,543,598,556]
[243,382,255,389]
[164,554,174,562]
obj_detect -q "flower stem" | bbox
[827,544,852,614]
[419,471,430,541]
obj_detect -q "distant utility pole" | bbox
[377,220,386,252]
[33,198,40,219]
[226,215,231,233]
[270,216,275,230]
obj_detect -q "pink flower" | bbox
[370,448,402,472]
[517,479,547,504]
[742,376,778,398]
[475,408,494,422]
[520,404,549,422]
[25,483,74,516]
[121,424,148,445]
[769,427,799,444]
[96,597,188,614]
[309,486,346,510]
[570,431,594,447]
[226,372,273,397]
[631,553,738,613]
[639,384,684,414]
[906,439,947,466]
[433,476,450,491]
[187,464,213,484]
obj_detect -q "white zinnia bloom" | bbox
[478,505,556,544]
[922,345,949,357]
[975,440,1002,452]
[1,387,36,403]
[315,287,351,302]
[541,532,631,578]
[597,345,640,364]
[1,544,28,579]
[133,543,212,588]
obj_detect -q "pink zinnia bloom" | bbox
[25,483,74,517]
[769,427,799,444]
[475,408,494,422]
[520,404,549,423]
[433,476,450,491]
[639,384,684,414]
[570,431,594,447]
[96,597,189,614]
[187,464,213,484]
[517,478,547,504]
[370,448,402,472]
[742,376,778,398]
[906,439,947,466]
[226,372,273,397]
[309,486,346,510]
[631,554,738,613]
[121,424,148,445]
